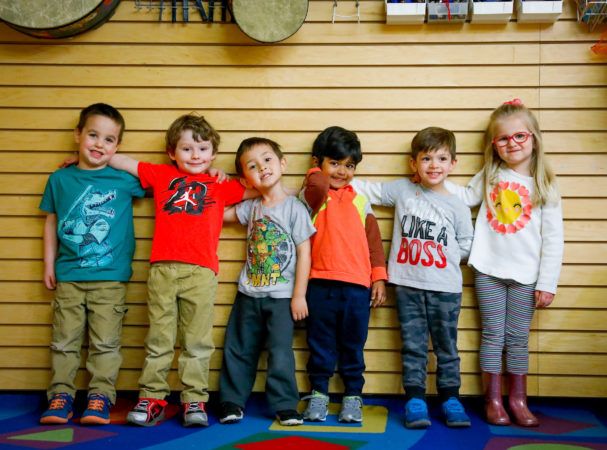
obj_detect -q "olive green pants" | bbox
[138,263,217,403]
[48,281,128,404]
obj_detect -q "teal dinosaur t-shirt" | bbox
[40,165,145,282]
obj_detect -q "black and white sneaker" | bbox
[219,401,244,424]
[276,409,303,426]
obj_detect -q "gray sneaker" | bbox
[339,396,363,423]
[182,401,208,427]
[302,391,329,422]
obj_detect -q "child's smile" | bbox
[169,129,216,175]
[75,115,121,170]
[240,144,286,191]
[410,146,456,192]
[319,157,356,189]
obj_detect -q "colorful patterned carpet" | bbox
[0,392,605,449]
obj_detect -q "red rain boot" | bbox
[482,372,510,425]
[508,373,539,427]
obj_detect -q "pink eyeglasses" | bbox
[492,131,533,148]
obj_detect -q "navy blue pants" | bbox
[305,279,371,396]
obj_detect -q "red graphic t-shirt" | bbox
[138,162,245,273]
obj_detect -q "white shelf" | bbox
[386,1,427,24]
[516,0,562,22]
[469,1,513,23]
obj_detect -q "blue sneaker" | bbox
[81,393,111,425]
[405,398,431,429]
[40,393,74,425]
[442,397,471,427]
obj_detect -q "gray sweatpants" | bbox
[219,292,299,412]
[395,285,462,401]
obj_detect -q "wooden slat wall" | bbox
[0,0,605,397]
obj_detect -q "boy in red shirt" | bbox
[299,126,387,423]
[108,114,255,427]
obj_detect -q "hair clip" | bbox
[503,98,523,106]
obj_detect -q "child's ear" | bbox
[280,157,287,171]
[311,156,319,167]
[73,128,81,144]
[409,157,417,174]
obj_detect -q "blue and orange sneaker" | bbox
[80,393,111,425]
[40,393,74,425]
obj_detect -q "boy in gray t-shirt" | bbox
[352,127,473,429]
[218,137,315,427]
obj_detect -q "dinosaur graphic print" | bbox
[59,186,116,267]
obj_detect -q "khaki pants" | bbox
[139,263,217,403]
[48,281,128,404]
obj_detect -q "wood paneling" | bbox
[0,0,605,398]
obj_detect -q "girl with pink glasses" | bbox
[446,100,563,427]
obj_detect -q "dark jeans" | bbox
[306,279,371,396]
[219,292,299,412]
[395,285,462,402]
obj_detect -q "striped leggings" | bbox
[475,271,536,375]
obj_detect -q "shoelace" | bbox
[87,396,107,412]
[48,396,68,410]
[306,396,328,409]
[135,400,150,411]
[445,400,464,412]
[186,402,204,413]
[343,397,362,409]
[408,401,426,412]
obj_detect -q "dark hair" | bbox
[411,127,456,160]
[235,137,284,177]
[165,113,220,156]
[76,103,125,143]
[312,126,362,165]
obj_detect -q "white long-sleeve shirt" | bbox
[445,168,564,293]
[352,178,474,294]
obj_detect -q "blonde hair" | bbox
[483,102,559,208]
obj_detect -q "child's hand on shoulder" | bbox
[208,167,230,183]
[371,280,386,307]
[60,153,79,168]
[291,295,308,321]
[535,290,554,308]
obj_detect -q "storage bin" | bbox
[469,0,513,23]
[516,0,562,23]
[427,0,469,22]
[386,0,427,24]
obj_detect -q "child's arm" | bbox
[455,203,474,262]
[444,171,484,208]
[223,206,238,222]
[366,214,388,307]
[109,154,140,178]
[350,178,385,206]
[43,213,58,290]
[535,200,564,308]
[291,239,311,321]
[301,168,330,213]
